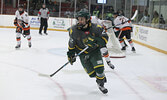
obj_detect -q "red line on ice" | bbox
[113,71,145,100]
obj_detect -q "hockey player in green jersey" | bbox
[67,10,108,94]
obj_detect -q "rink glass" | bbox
[0,0,166,29]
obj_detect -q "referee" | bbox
[38,4,50,35]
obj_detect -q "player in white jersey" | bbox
[113,12,136,52]
[91,16,115,69]
[14,5,31,49]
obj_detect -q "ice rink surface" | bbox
[0,28,167,100]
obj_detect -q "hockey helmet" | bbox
[76,9,90,20]
[113,12,119,15]
[18,4,24,14]
[76,9,91,30]
[18,4,24,9]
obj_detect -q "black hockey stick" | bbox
[39,46,89,77]
[17,21,27,38]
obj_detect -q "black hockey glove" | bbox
[14,17,18,26]
[67,50,76,65]
[95,37,107,48]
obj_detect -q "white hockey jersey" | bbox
[113,15,132,31]
[15,10,29,25]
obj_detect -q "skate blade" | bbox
[97,84,108,94]
[99,87,108,94]
[38,73,50,77]
[15,48,20,50]
[132,51,136,53]
[110,66,115,70]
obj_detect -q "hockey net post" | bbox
[102,20,126,58]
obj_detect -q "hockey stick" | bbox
[17,21,27,38]
[38,46,89,77]
[118,30,122,39]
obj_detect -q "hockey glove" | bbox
[67,50,76,65]
[95,37,107,48]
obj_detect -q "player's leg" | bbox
[44,18,48,35]
[23,28,32,48]
[27,35,32,48]
[15,27,22,49]
[114,30,120,38]
[100,47,115,69]
[79,55,96,78]
[119,32,126,50]
[39,18,44,35]
[126,30,136,52]
[79,51,108,94]
[115,30,127,47]
[90,50,108,94]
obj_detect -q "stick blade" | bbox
[131,10,138,20]
[38,73,51,77]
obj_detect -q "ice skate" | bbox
[121,46,126,50]
[96,78,108,94]
[107,61,115,69]
[44,33,48,35]
[15,44,21,49]
[132,47,136,53]
[28,42,32,48]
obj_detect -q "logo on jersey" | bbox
[97,60,103,64]
[82,38,88,44]
[84,31,90,35]
[69,38,74,43]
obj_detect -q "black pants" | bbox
[39,18,48,33]
[119,30,131,39]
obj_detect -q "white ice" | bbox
[0,28,167,100]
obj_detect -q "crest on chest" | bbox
[84,31,90,35]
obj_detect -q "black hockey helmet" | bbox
[18,4,24,9]
[18,4,24,14]
[113,12,119,15]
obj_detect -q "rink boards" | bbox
[0,15,166,54]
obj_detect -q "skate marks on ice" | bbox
[0,60,67,100]
[0,60,107,100]
[139,76,167,93]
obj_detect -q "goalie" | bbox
[14,5,31,49]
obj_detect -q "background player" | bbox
[113,12,136,52]
[14,5,31,49]
[67,10,108,94]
